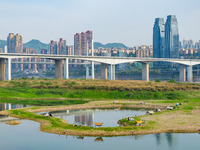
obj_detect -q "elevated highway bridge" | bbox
[1,53,200,82]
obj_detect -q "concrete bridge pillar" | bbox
[0,59,5,80]
[86,61,95,80]
[108,64,115,80]
[100,63,108,79]
[179,65,186,82]
[86,64,89,79]
[142,63,149,81]
[5,58,11,80]
[187,65,193,82]
[55,59,63,79]
[64,58,69,79]
[91,61,94,80]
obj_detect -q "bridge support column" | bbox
[142,63,149,81]
[64,58,69,79]
[0,59,5,80]
[86,64,89,79]
[86,61,95,80]
[108,64,115,80]
[187,65,193,82]
[55,60,63,79]
[5,58,11,81]
[100,63,108,79]
[179,65,186,82]
[91,61,94,80]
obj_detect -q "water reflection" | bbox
[76,136,84,140]
[0,103,31,121]
[74,111,93,126]
[94,137,104,142]
[153,132,179,150]
[51,108,146,127]
[0,103,31,111]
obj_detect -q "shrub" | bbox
[45,82,53,86]
[168,79,175,83]
[155,79,161,82]
[55,85,60,89]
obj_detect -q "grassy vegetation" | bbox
[0,79,200,100]
[0,87,193,100]
[0,99,88,106]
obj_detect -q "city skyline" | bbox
[0,0,200,46]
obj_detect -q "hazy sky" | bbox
[0,0,199,46]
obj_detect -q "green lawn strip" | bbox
[0,87,197,100]
[0,99,88,106]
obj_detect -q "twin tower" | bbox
[153,15,179,59]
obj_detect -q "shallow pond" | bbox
[0,120,199,150]
[48,108,147,127]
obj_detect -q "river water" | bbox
[0,104,199,150]
[0,120,199,150]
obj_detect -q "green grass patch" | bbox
[0,85,200,101]
[0,99,88,106]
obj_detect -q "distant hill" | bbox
[94,42,128,49]
[23,39,48,52]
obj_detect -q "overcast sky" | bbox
[0,0,199,46]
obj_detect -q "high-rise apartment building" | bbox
[7,33,23,53]
[7,33,15,53]
[81,32,87,55]
[7,33,23,70]
[49,40,58,54]
[153,18,165,58]
[58,38,66,55]
[86,30,93,55]
[74,30,93,56]
[165,15,179,58]
[74,33,81,55]
[14,34,23,53]
[67,45,74,55]
[49,38,67,55]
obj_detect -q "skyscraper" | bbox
[7,33,23,70]
[74,30,93,56]
[7,33,23,53]
[74,33,81,55]
[14,34,23,53]
[153,18,165,58]
[165,15,179,58]
[7,33,15,53]
[58,38,66,55]
[86,30,93,55]
[81,32,87,55]
[49,40,57,54]
[67,45,74,55]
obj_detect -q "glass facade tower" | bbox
[165,15,179,58]
[153,18,165,58]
